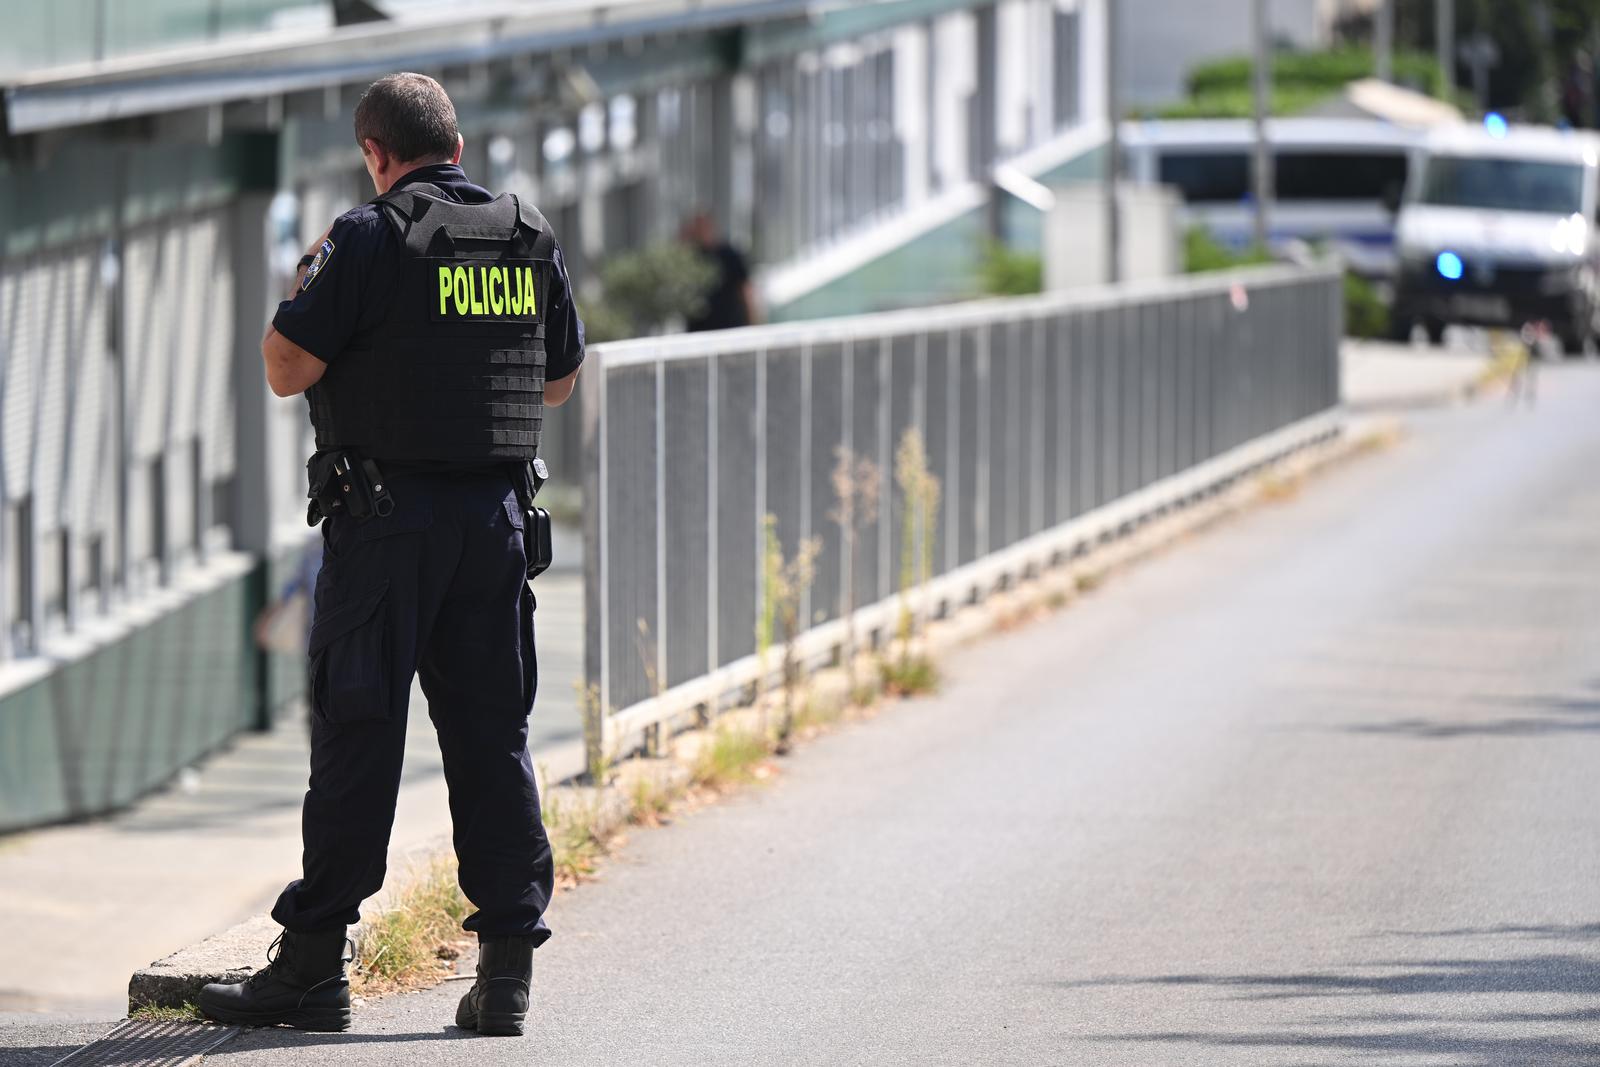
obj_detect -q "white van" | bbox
[1122,118,1418,280]
[1392,124,1600,352]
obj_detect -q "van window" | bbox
[1157,152,1250,203]
[1159,148,1409,204]
[1276,151,1408,201]
[1418,155,1585,215]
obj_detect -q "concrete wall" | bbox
[1044,183,1183,291]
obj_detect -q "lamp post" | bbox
[1105,0,1122,284]
[1436,0,1455,100]
[1374,0,1394,83]
[1251,0,1272,253]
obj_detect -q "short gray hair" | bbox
[353,73,459,163]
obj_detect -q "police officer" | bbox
[198,72,583,1037]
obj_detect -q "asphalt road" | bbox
[145,364,1600,1067]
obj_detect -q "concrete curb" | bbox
[1340,343,1498,412]
[125,760,692,1013]
[1343,377,1493,412]
[128,915,281,1011]
[127,414,1389,1013]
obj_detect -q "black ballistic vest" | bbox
[306,184,554,465]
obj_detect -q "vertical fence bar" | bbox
[755,343,768,677]
[581,345,608,762]
[654,358,667,726]
[1006,319,1022,549]
[945,325,960,574]
[1057,309,1073,525]
[976,323,990,559]
[799,341,813,634]
[877,336,891,604]
[1106,306,1119,505]
[1031,313,1046,539]
[839,339,853,628]
[706,354,718,684]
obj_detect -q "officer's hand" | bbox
[304,226,333,260]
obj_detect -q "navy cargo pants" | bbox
[272,468,554,945]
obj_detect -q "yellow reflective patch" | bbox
[430,261,540,322]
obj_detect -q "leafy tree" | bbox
[580,241,718,343]
[1340,0,1550,117]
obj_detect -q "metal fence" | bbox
[581,265,1342,749]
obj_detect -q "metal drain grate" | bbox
[49,1020,239,1066]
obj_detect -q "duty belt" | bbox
[306,451,394,526]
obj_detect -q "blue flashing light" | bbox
[1485,112,1509,138]
[1437,251,1465,281]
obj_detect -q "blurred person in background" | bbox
[197,72,584,1038]
[681,210,760,330]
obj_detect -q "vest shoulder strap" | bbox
[511,195,561,261]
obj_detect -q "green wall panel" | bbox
[0,567,265,833]
[771,205,990,322]
[0,683,66,831]
[264,544,313,720]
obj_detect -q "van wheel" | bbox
[1424,320,1447,346]
[1387,315,1414,343]
[1559,323,1589,357]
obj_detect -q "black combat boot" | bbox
[197,928,351,1032]
[455,935,534,1036]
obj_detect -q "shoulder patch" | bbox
[301,238,335,291]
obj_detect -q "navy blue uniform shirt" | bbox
[273,164,585,381]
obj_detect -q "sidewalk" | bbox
[0,553,584,1019]
[1340,335,1495,409]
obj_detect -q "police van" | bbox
[1391,122,1600,352]
[1122,117,1419,280]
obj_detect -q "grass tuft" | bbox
[1256,470,1304,503]
[351,856,470,996]
[1353,426,1404,454]
[692,727,772,791]
[849,682,881,709]
[790,694,846,736]
[879,653,940,697]
[130,1001,204,1023]
[627,774,677,827]
[544,791,611,887]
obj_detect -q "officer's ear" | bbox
[450,134,464,166]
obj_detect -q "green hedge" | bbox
[1183,228,1272,274]
[1146,47,1448,120]
[1183,227,1388,339]
[1187,47,1442,98]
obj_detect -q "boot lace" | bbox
[243,932,354,990]
[245,934,289,989]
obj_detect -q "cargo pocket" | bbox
[309,580,392,724]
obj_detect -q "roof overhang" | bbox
[3,0,818,136]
